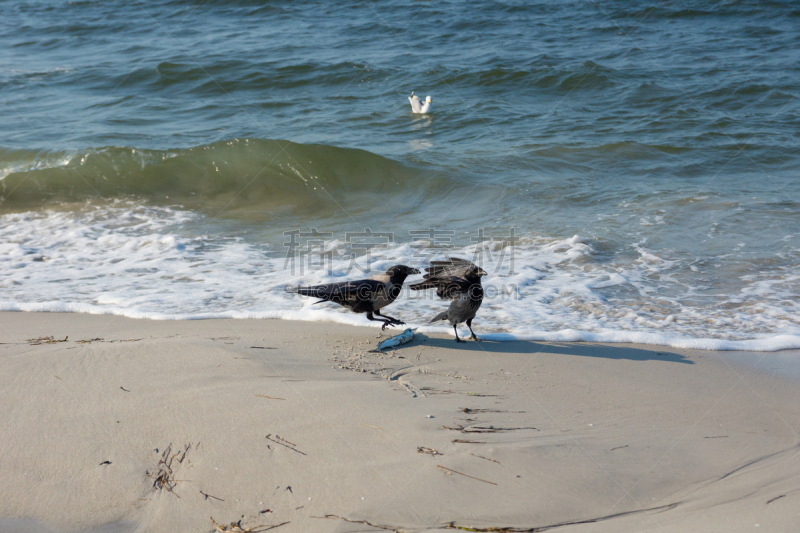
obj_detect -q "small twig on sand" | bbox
[266,434,306,456]
[460,408,524,414]
[201,490,225,502]
[453,439,486,444]
[27,336,68,345]
[275,435,296,446]
[176,443,191,463]
[470,453,500,464]
[437,465,496,486]
[443,502,679,531]
[210,517,289,532]
[146,442,192,497]
[256,395,285,400]
[417,447,443,457]
[313,515,405,532]
[442,425,538,434]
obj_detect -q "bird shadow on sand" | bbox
[408,334,694,364]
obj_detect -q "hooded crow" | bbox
[289,265,420,330]
[410,258,487,342]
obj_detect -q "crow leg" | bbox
[466,318,480,341]
[366,311,394,331]
[454,325,466,343]
[374,310,404,326]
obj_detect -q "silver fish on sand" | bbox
[370,328,415,352]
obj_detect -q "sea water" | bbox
[1,1,798,350]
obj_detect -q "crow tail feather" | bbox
[429,311,448,323]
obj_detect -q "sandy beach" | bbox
[0,311,798,533]
[4,1,800,531]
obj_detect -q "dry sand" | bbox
[0,311,798,533]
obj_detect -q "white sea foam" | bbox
[1,206,799,352]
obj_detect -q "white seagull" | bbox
[408,91,432,114]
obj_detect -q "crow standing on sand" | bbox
[288,265,420,330]
[410,258,487,342]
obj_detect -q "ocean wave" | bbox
[0,139,446,214]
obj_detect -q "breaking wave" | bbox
[0,139,448,215]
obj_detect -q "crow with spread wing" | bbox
[288,265,420,330]
[410,258,487,342]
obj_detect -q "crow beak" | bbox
[411,268,421,275]
[479,269,487,276]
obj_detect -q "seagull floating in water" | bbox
[409,91,432,114]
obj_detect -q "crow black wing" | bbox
[297,279,386,300]
[421,257,477,281]
[295,279,386,305]
[410,275,473,300]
